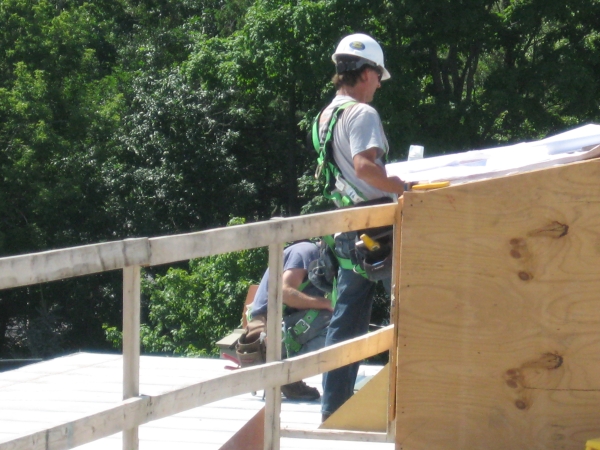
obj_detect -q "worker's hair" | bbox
[332,55,372,89]
[332,69,368,89]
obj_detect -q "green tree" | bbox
[105,69,260,236]
[376,0,600,155]
[0,0,125,357]
[184,0,366,217]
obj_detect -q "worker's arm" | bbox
[354,147,405,195]
[281,268,333,312]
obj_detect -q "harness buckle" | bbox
[315,162,324,179]
[294,319,311,335]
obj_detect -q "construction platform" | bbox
[0,352,392,450]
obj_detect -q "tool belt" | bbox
[352,225,393,281]
[346,197,394,281]
[235,315,267,368]
[282,308,332,356]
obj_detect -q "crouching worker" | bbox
[236,241,334,401]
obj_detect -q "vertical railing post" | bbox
[264,242,284,450]
[123,265,141,450]
[388,199,403,441]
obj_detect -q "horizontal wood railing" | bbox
[0,203,396,290]
[0,202,399,450]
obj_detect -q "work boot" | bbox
[280,380,320,401]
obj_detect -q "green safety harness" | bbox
[282,277,336,355]
[311,101,368,207]
[311,102,391,280]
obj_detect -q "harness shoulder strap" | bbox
[311,101,367,207]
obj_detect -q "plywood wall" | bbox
[395,159,600,450]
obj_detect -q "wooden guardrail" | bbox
[0,202,399,450]
[0,203,396,290]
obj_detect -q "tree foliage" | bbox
[1,0,600,359]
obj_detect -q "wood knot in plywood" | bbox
[514,400,527,410]
[518,271,533,281]
[509,238,531,261]
[503,368,523,388]
[509,238,526,258]
[521,352,563,370]
[503,352,564,410]
[527,221,569,239]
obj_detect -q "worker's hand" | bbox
[401,181,418,195]
[313,296,334,312]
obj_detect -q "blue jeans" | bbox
[321,231,389,416]
[294,328,327,356]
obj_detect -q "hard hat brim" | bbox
[332,54,391,80]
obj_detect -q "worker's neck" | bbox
[337,85,370,103]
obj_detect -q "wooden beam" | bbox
[264,242,284,450]
[0,326,393,450]
[122,265,141,450]
[388,196,403,439]
[0,238,150,290]
[148,203,397,265]
[280,428,390,443]
[0,204,397,291]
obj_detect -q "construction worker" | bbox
[314,33,408,421]
[236,241,333,401]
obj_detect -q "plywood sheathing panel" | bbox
[395,159,600,450]
[320,364,389,432]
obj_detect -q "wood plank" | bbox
[388,197,403,438]
[0,204,397,290]
[280,429,389,443]
[148,203,397,265]
[396,159,600,450]
[0,326,393,450]
[122,265,141,450]
[0,238,149,290]
[265,242,284,450]
[123,266,141,400]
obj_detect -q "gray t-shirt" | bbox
[318,95,395,202]
[250,241,324,318]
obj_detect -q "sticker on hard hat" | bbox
[349,41,365,50]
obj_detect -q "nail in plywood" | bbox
[396,159,600,450]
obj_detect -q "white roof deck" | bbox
[0,352,393,450]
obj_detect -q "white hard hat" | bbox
[332,33,391,81]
